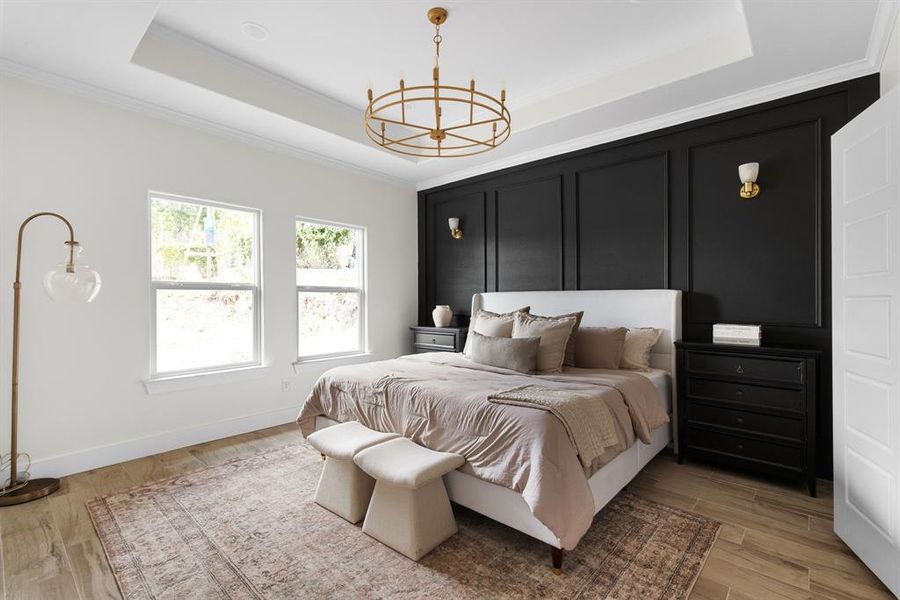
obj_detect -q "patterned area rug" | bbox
[88,443,719,599]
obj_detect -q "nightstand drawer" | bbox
[414,332,456,348]
[687,426,803,469]
[688,403,804,441]
[687,352,804,384]
[688,377,804,412]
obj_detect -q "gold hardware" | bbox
[740,181,760,199]
[427,7,448,25]
[450,228,463,240]
[363,7,511,158]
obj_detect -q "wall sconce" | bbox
[448,217,463,239]
[739,162,760,199]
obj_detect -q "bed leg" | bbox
[551,546,563,574]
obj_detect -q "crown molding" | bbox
[866,0,900,70]
[0,58,413,188]
[415,57,879,191]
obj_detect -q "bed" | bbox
[298,289,682,567]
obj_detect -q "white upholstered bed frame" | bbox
[316,289,682,553]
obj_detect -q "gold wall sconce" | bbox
[739,162,760,199]
[448,217,463,240]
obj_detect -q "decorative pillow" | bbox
[512,312,577,373]
[575,327,628,369]
[463,306,530,356]
[467,331,540,373]
[621,328,662,370]
[522,311,584,367]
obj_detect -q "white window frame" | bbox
[148,191,263,379]
[295,216,366,363]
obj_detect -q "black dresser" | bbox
[409,326,468,353]
[675,341,819,496]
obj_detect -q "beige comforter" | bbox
[296,352,668,550]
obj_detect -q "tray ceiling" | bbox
[0,1,895,188]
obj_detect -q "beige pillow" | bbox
[523,311,584,367]
[467,331,540,373]
[575,327,628,369]
[512,312,577,373]
[463,306,530,356]
[621,328,662,370]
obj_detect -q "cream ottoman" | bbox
[354,437,464,560]
[306,421,398,523]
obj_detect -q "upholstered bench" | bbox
[353,437,465,560]
[306,421,398,523]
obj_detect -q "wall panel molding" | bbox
[574,152,669,290]
[417,74,880,478]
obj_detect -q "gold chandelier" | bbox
[364,7,511,158]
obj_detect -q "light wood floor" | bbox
[0,424,892,599]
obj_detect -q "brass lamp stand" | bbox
[0,212,101,506]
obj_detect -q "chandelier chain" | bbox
[434,24,441,67]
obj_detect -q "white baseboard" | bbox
[27,406,299,480]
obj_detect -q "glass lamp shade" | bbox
[42,244,101,303]
[738,162,759,184]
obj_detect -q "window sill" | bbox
[292,352,373,372]
[144,365,271,395]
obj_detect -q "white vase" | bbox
[432,305,452,327]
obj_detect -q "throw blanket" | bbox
[489,385,620,470]
[297,352,668,550]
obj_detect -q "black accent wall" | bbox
[417,75,880,478]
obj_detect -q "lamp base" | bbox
[0,478,60,506]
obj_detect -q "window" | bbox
[150,192,261,377]
[296,218,365,361]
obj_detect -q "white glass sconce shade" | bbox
[738,162,759,183]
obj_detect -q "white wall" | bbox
[0,74,417,477]
[882,7,900,95]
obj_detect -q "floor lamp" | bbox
[0,212,101,506]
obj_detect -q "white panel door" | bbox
[832,85,900,596]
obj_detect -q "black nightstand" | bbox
[675,341,819,497]
[410,326,468,353]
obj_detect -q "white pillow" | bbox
[512,312,577,373]
[621,328,662,370]
[463,306,530,356]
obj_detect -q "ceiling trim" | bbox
[416,58,880,191]
[0,58,413,188]
[142,22,362,116]
[416,0,899,190]
[867,0,900,70]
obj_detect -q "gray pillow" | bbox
[575,327,628,369]
[468,331,540,373]
[462,306,530,356]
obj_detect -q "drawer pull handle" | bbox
[736,365,744,375]
[736,388,744,396]
[737,444,744,450]
[432,337,436,344]
[736,417,744,424]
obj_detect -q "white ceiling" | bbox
[1,1,896,189]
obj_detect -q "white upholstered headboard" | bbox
[471,289,682,374]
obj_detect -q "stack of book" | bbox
[713,324,762,346]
